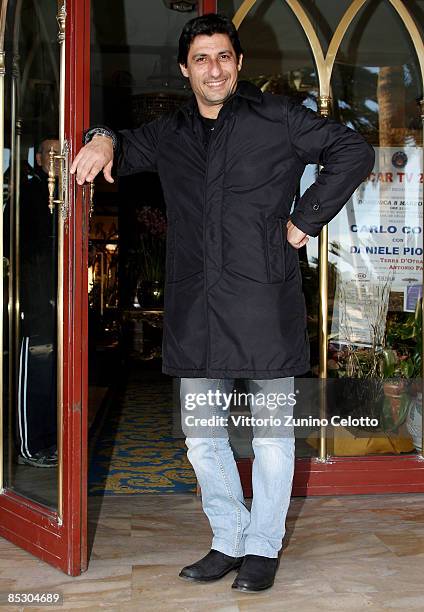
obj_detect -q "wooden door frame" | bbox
[200,0,217,14]
[238,455,424,497]
[0,0,90,576]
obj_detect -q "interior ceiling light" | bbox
[162,0,197,12]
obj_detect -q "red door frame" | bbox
[0,0,90,576]
[238,455,424,497]
[200,0,217,14]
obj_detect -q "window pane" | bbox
[327,0,423,457]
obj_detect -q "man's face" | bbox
[179,33,243,116]
[36,139,60,174]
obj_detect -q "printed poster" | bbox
[330,147,423,345]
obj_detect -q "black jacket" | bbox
[115,81,375,379]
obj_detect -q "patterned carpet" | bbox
[88,367,197,495]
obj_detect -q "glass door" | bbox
[0,0,90,575]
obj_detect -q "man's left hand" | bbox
[286,219,309,249]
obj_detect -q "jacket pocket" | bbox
[280,216,301,283]
[166,217,203,283]
[265,215,287,283]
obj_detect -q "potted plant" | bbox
[327,278,389,431]
[379,298,422,438]
[328,278,421,449]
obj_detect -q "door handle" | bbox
[48,140,69,219]
[89,181,94,219]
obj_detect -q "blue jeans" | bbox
[180,377,295,558]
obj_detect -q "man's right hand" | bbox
[286,219,309,249]
[70,134,114,185]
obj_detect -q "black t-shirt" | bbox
[200,115,216,146]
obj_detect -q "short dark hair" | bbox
[178,13,243,67]
[37,135,59,153]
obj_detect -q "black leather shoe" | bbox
[231,554,279,592]
[179,549,243,582]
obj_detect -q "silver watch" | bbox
[84,127,117,150]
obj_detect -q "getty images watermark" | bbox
[181,389,379,429]
[183,389,297,410]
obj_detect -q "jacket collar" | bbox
[234,80,263,104]
[179,80,263,119]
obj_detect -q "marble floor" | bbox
[0,493,423,611]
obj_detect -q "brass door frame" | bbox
[56,0,66,520]
[233,0,424,460]
[0,0,67,517]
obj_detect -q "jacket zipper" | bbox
[202,108,231,374]
[203,127,216,376]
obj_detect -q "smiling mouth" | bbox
[205,79,227,88]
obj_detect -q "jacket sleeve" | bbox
[84,117,167,176]
[286,99,375,237]
[115,116,168,176]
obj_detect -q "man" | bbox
[71,14,374,592]
[17,137,59,468]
